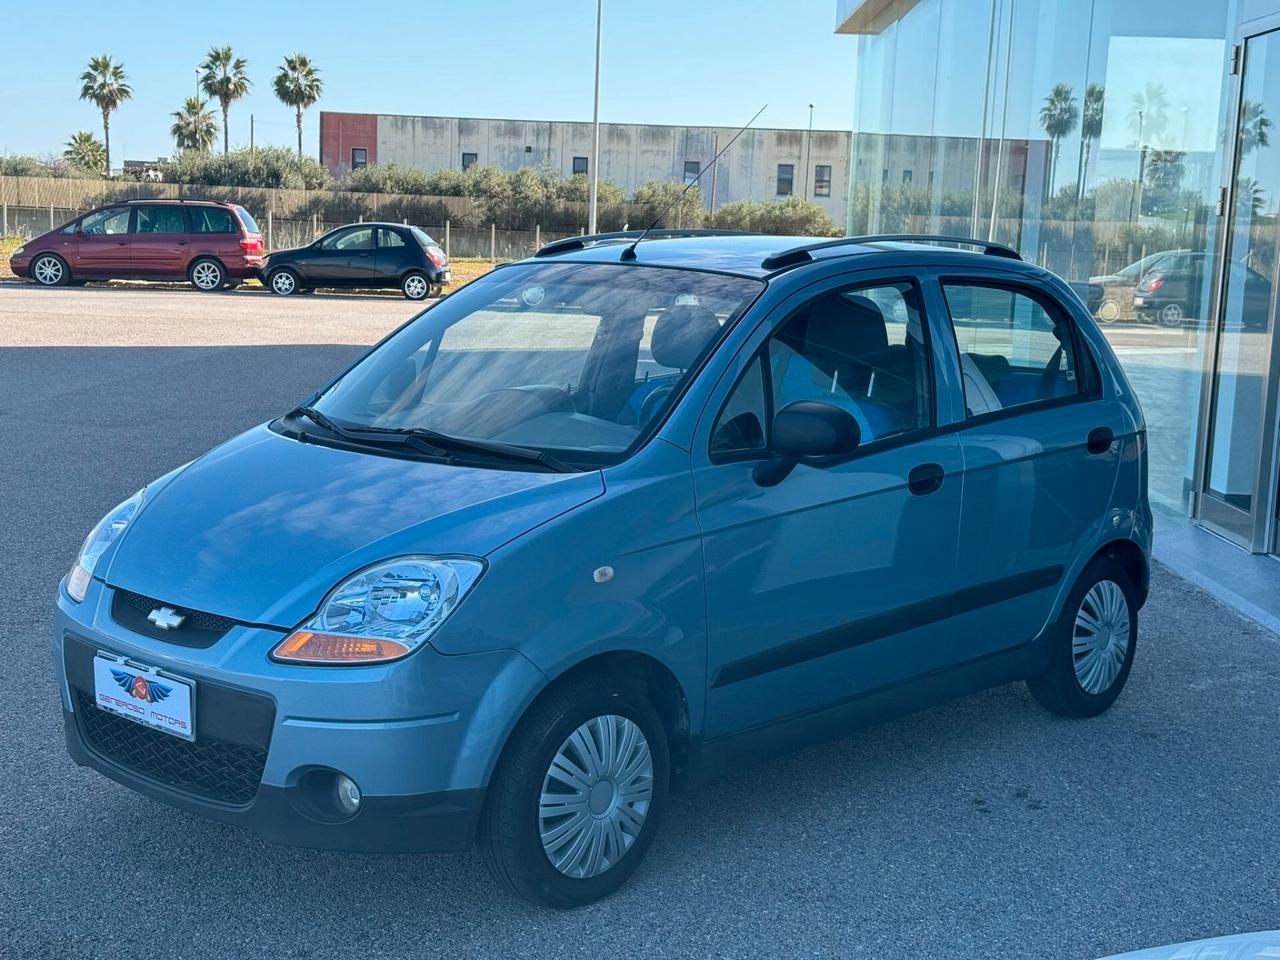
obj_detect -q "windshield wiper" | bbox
[397,427,576,473]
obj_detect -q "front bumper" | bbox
[10,256,30,278]
[55,579,544,853]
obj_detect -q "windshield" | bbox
[311,262,763,465]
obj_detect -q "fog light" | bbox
[334,774,361,815]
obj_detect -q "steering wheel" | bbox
[638,385,676,425]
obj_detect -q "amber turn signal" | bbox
[272,631,411,664]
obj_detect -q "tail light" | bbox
[239,235,265,255]
[1139,275,1164,293]
[424,244,447,268]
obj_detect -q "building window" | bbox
[882,168,889,182]
[814,164,832,197]
[902,169,913,184]
[350,148,368,170]
[684,160,701,184]
[572,156,588,176]
[776,163,794,196]
[462,152,478,170]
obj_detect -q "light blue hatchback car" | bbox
[54,231,1151,907]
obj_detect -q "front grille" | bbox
[74,689,268,805]
[110,588,237,648]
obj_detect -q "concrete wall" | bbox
[320,112,851,224]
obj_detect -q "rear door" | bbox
[691,273,965,738]
[187,205,243,267]
[935,274,1125,653]
[72,206,132,275]
[131,204,190,277]
[376,227,415,285]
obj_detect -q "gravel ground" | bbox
[1,283,1278,960]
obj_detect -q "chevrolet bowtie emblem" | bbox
[147,606,186,630]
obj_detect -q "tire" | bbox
[1027,556,1138,718]
[189,258,226,292]
[1096,299,1120,323]
[1157,302,1184,327]
[268,268,301,296]
[479,675,669,909]
[31,253,70,287]
[402,271,430,300]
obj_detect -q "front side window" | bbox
[189,207,237,234]
[776,163,794,196]
[941,281,1083,419]
[79,207,130,235]
[351,147,368,170]
[711,281,933,456]
[462,152,478,170]
[135,205,186,234]
[572,156,588,176]
[320,227,374,251]
[312,263,763,465]
[814,164,832,197]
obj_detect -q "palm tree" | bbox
[1039,83,1079,193]
[1079,84,1105,188]
[78,55,132,175]
[64,131,107,173]
[1237,176,1268,218]
[273,54,323,157]
[170,97,218,153]
[1240,100,1272,155]
[199,46,251,154]
[1127,82,1170,147]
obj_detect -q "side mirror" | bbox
[753,400,861,487]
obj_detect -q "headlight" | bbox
[12,246,24,256]
[272,556,484,665]
[66,489,145,602]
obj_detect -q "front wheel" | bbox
[401,271,430,300]
[1027,556,1138,718]
[31,254,70,287]
[189,258,226,292]
[479,676,669,908]
[268,268,301,296]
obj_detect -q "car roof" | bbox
[121,198,234,206]
[522,232,1046,280]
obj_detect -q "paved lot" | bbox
[2,283,1278,960]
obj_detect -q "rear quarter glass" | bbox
[236,206,261,235]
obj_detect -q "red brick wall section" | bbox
[319,112,378,177]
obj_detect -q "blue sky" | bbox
[0,0,856,162]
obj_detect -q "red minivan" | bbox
[9,199,266,292]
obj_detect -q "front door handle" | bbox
[1087,426,1114,455]
[907,462,945,496]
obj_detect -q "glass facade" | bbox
[841,0,1245,525]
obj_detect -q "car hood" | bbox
[103,425,605,628]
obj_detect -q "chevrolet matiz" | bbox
[54,231,1150,908]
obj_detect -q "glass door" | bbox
[1198,29,1280,552]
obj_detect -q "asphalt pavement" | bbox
[2,283,1278,960]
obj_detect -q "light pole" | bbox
[195,68,201,101]
[588,0,603,235]
[803,103,814,197]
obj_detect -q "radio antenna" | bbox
[620,103,767,261]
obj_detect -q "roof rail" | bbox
[535,228,758,258]
[761,233,1022,270]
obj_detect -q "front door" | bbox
[72,206,132,275]
[692,276,964,738]
[1197,27,1280,552]
[131,204,190,277]
[314,225,377,283]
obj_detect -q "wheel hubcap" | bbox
[193,263,220,288]
[539,714,653,879]
[1073,579,1131,695]
[35,258,62,284]
[405,276,427,298]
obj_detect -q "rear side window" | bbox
[235,206,260,234]
[189,207,238,234]
[941,281,1083,419]
[135,206,187,234]
[379,228,406,248]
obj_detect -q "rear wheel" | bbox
[402,271,430,301]
[1157,302,1184,327]
[31,254,70,287]
[479,676,668,908]
[189,258,226,292]
[268,268,301,296]
[1027,556,1138,718]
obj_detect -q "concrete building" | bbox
[319,111,852,223]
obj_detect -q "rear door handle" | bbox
[1087,426,1114,455]
[908,462,945,496]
